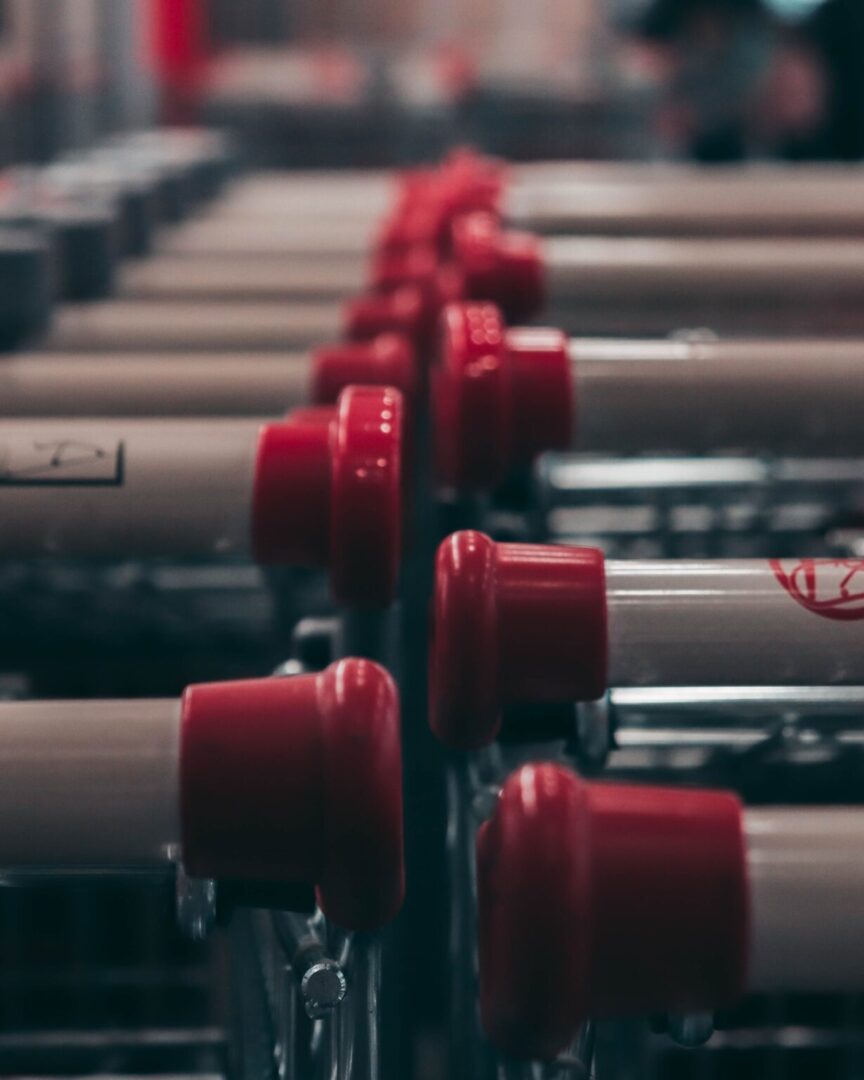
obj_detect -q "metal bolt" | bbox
[299,955,348,1020]
[274,913,347,1019]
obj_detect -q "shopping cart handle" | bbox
[432,534,864,748]
[451,211,545,322]
[253,384,404,607]
[476,764,746,1060]
[182,659,404,931]
[377,204,452,256]
[344,268,464,351]
[376,165,499,257]
[433,302,572,490]
[0,661,404,931]
[344,283,428,344]
[430,530,607,749]
[312,333,417,405]
[371,244,440,291]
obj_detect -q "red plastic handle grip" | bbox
[180,659,404,931]
[252,384,404,607]
[451,211,545,322]
[344,267,465,354]
[477,763,747,1060]
[430,531,607,749]
[433,302,573,491]
[312,333,417,406]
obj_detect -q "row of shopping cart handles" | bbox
[6,299,864,471]
[13,140,864,1066]
[346,150,864,343]
[7,676,864,1056]
[1,292,863,604]
[366,146,864,249]
[0,384,404,607]
[10,537,864,1023]
[398,155,864,1063]
[16,139,864,351]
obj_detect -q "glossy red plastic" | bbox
[345,269,465,354]
[477,764,748,1059]
[452,211,545,321]
[344,284,427,344]
[376,202,452,256]
[311,334,417,404]
[377,170,500,257]
[443,158,504,216]
[251,385,404,607]
[394,167,439,212]
[180,659,405,931]
[443,147,507,197]
[370,244,440,291]
[434,166,502,230]
[433,302,573,491]
[329,385,404,607]
[430,531,607,749]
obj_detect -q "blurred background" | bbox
[1,0,862,169]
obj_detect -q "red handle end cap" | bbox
[433,302,573,492]
[180,659,404,931]
[478,764,590,1060]
[314,658,405,930]
[478,764,749,1058]
[370,244,439,291]
[430,532,608,748]
[312,334,417,404]
[429,530,501,749]
[251,385,404,607]
[251,416,331,568]
[344,285,427,346]
[433,302,511,492]
[330,385,404,608]
[452,211,545,321]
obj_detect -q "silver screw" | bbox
[274,913,347,1019]
[300,955,348,1020]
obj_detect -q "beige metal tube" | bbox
[508,177,864,237]
[158,216,378,258]
[0,699,180,867]
[605,560,864,688]
[36,301,344,353]
[0,417,261,556]
[570,337,864,456]
[119,254,366,301]
[544,237,864,336]
[0,352,312,416]
[746,808,864,992]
